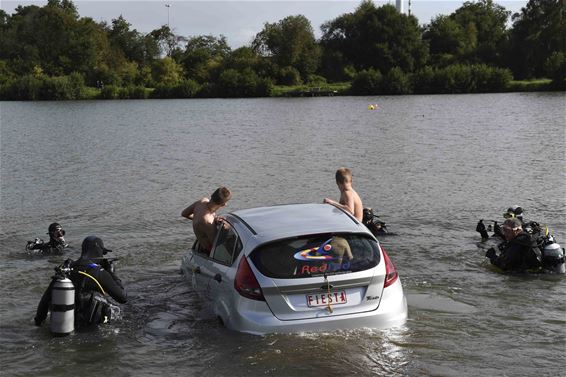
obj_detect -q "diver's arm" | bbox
[29,241,50,254]
[492,244,523,271]
[98,269,127,304]
[34,280,54,325]
[28,242,44,251]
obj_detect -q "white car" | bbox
[181,203,407,334]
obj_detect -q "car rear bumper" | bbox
[223,279,408,335]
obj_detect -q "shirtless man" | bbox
[181,187,232,252]
[324,167,364,221]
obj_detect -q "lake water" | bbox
[1,93,565,377]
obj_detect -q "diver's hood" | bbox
[48,222,65,243]
[80,236,112,260]
[48,222,61,233]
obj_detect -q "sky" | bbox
[2,0,528,48]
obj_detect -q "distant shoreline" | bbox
[1,79,560,101]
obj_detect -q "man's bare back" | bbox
[323,167,364,221]
[339,188,364,221]
[183,198,217,250]
[181,187,232,252]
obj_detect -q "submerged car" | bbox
[181,203,407,334]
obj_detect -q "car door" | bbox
[186,240,213,296]
[208,222,242,300]
[192,221,242,302]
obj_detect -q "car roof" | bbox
[227,203,372,248]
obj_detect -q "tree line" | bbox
[0,0,564,100]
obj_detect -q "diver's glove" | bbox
[476,220,489,240]
[25,238,44,251]
[100,258,116,273]
[485,248,496,260]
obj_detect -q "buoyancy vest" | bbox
[71,263,112,325]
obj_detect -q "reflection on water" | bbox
[407,293,477,314]
[1,93,565,376]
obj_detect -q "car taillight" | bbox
[234,257,265,301]
[381,247,399,288]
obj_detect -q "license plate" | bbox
[306,290,347,307]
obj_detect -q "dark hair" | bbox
[335,167,352,184]
[211,187,232,205]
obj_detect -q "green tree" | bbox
[223,46,272,76]
[151,56,183,86]
[150,25,179,57]
[0,1,112,81]
[544,51,566,88]
[252,15,320,81]
[180,35,230,83]
[214,68,272,98]
[319,49,352,82]
[321,2,427,76]
[108,16,147,64]
[350,68,383,94]
[423,15,466,67]
[0,9,8,23]
[382,66,411,94]
[278,66,302,85]
[450,0,511,65]
[507,0,566,79]
[46,0,78,18]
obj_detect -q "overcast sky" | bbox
[2,1,528,48]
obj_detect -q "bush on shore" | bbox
[412,64,512,94]
[349,64,513,95]
[0,64,550,100]
[0,72,84,100]
[210,69,273,98]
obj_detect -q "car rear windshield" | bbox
[250,233,380,279]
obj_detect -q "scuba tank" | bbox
[541,242,566,274]
[50,264,75,336]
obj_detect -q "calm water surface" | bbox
[1,93,565,377]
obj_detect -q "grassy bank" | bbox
[271,82,351,97]
[4,78,559,101]
[507,79,553,92]
[272,79,558,97]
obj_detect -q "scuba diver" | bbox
[362,207,393,237]
[485,218,541,272]
[476,206,565,273]
[34,236,127,333]
[26,223,69,255]
[477,206,525,241]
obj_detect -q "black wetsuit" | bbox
[487,232,541,272]
[34,260,126,327]
[28,239,67,255]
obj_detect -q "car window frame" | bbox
[210,220,242,266]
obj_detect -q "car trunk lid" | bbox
[258,269,385,320]
[248,233,385,321]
